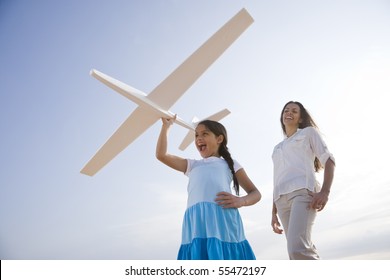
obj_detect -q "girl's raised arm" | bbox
[156,117,187,173]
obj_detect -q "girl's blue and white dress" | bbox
[177,156,256,260]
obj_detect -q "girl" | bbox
[271,101,335,259]
[156,116,261,260]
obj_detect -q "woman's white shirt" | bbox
[272,127,335,202]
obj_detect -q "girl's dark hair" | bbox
[280,101,323,172]
[197,120,239,195]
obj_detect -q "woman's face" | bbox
[195,124,223,158]
[282,103,301,128]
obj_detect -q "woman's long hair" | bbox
[197,120,240,195]
[280,101,323,172]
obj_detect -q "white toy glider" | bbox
[81,8,254,176]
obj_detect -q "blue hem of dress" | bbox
[177,237,256,260]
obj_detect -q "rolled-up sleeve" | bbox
[308,127,335,166]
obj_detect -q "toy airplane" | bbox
[81,8,254,176]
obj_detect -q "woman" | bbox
[156,116,261,259]
[271,101,335,259]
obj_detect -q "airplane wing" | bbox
[80,107,159,176]
[147,8,254,109]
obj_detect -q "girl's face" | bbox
[195,124,223,158]
[282,103,302,128]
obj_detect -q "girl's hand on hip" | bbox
[215,191,245,208]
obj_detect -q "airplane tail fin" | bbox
[178,108,231,150]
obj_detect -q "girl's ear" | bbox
[217,135,224,144]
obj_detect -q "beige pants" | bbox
[275,188,320,260]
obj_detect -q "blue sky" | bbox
[1,0,389,260]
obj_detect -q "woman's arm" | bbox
[310,157,335,211]
[271,202,283,234]
[156,117,187,173]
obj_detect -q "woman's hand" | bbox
[271,213,283,234]
[310,191,329,211]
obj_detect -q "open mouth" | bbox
[198,144,207,151]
